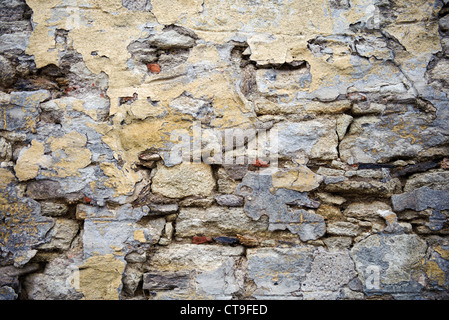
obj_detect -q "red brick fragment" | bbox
[192,236,213,244]
[252,159,269,168]
[148,63,161,74]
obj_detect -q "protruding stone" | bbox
[215,194,244,207]
[125,251,147,263]
[377,209,406,233]
[336,114,353,141]
[392,186,449,212]
[179,196,214,208]
[275,119,338,160]
[122,266,143,296]
[38,219,79,250]
[237,234,259,247]
[272,166,323,192]
[40,201,69,216]
[352,103,386,115]
[323,237,352,251]
[148,203,179,215]
[152,162,215,198]
[160,221,174,245]
[176,206,268,237]
[392,186,449,231]
[343,202,392,222]
[138,151,161,161]
[326,221,361,237]
[404,170,449,192]
[351,233,428,295]
[148,27,196,49]
[340,109,448,164]
[143,271,191,291]
[316,192,346,205]
[324,179,401,197]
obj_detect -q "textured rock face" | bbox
[151,163,215,199]
[351,233,428,297]
[1,0,449,301]
[176,206,269,237]
[0,169,54,267]
[236,172,326,241]
[247,247,315,297]
[302,249,357,296]
[275,119,339,160]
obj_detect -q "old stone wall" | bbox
[0,0,449,300]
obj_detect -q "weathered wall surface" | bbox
[1,0,449,300]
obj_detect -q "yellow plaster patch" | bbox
[25,0,60,68]
[151,0,204,25]
[48,131,87,150]
[424,260,447,288]
[188,0,333,36]
[14,140,47,181]
[45,132,92,178]
[78,254,125,300]
[99,162,141,196]
[285,38,353,92]
[26,0,157,119]
[134,229,147,243]
[386,23,441,57]
[247,34,288,65]
[383,0,441,57]
[0,168,16,188]
[187,44,221,65]
[71,100,98,121]
[435,246,449,261]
